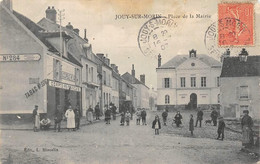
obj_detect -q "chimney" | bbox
[131,64,135,77]
[115,66,119,73]
[73,28,79,35]
[3,0,13,12]
[221,49,230,62]
[158,54,161,67]
[239,48,248,62]
[140,74,145,84]
[84,29,88,42]
[66,22,73,30]
[45,6,57,23]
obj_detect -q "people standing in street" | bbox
[65,106,75,131]
[174,111,182,127]
[32,105,40,132]
[216,116,225,141]
[87,105,94,123]
[189,114,194,136]
[74,105,80,130]
[241,110,254,148]
[210,108,218,126]
[111,103,117,120]
[162,109,168,126]
[152,115,161,135]
[105,105,111,124]
[141,108,147,125]
[95,102,100,120]
[195,108,203,127]
[120,112,125,126]
[125,111,131,126]
[136,109,141,125]
[54,105,63,132]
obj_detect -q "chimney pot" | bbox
[46,6,57,23]
[131,64,135,77]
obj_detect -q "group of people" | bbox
[32,104,86,132]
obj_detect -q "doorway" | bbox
[190,93,197,109]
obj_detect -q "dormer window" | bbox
[189,49,197,58]
[239,48,248,62]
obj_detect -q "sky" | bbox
[12,0,260,89]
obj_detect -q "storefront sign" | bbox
[25,79,47,98]
[0,54,41,62]
[48,80,81,92]
[61,71,76,82]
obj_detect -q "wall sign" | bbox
[0,54,41,62]
[48,80,81,92]
[25,79,47,98]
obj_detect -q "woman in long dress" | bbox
[87,106,94,123]
[241,110,254,148]
[65,106,75,131]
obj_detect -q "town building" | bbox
[0,2,82,119]
[149,87,157,111]
[111,64,120,110]
[37,9,100,116]
[95,53,113,113]
[220,49,260,120]
[122,65,150,109]
[156,50,221,111]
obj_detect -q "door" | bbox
[190,93,197,109]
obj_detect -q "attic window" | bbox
[239,48,248,62]
[189,49,197,58]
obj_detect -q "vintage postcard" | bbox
[0,0,259,163]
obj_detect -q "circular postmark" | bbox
[204,18,250,58]
[137,17,177,58]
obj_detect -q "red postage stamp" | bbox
[218,3,254,46]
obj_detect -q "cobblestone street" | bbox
[0,111,258,164]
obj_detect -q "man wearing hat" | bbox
[216,116,225,140]
[241,110,254,148]
[32,105,40,132]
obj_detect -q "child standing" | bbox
[125,111,131,126]
[152,115,161,135]
[217,116,225,141]
[120,112,125,126]
[189,114,194,136]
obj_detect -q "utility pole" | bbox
[57,9,65,57]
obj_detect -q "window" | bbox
[218,94,220,103]
[103,71,106,85]
[90,67,93,82]
[164,78,170,88]
[217,77,220,87]
[201,77,206,87]
[53,59,62,81]
[240,105,249,117]
[240,86,249,99]
[191,77,196,87]
[180,77,185,87]
[165,95,170,104]
[86,64,88,82]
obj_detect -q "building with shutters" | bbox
[0,2,82,119]
[220,49,260,120]
[156,49,221,111]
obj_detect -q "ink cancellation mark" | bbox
[137,17,177,57]
[218,3,254,46]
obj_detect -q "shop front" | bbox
[47,79,81,119]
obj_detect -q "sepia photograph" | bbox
[0,0,259,163]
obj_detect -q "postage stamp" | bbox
[218,3,254,46]
[137,17,177,58]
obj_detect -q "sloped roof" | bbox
[159,54,221,69]
[12,10,82,67]
[122,72,149,89]
[220,56,260,77]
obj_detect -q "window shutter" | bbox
[53,58,57,80]
[236,86,240,100]
[169,78,172,88]
[162,78,164,88]
[59,62,62,81]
